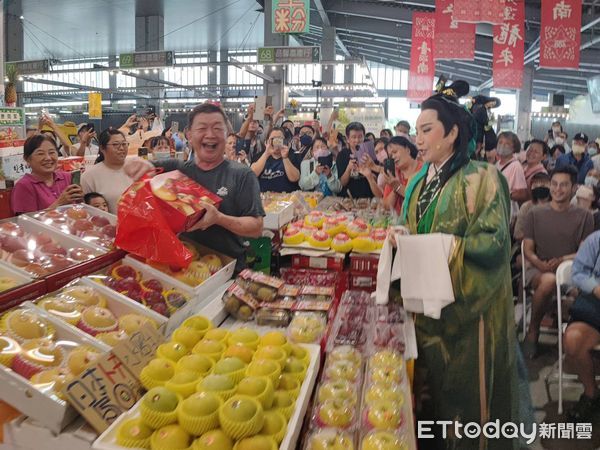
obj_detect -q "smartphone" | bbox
[171,121,179,133]
[272,137,284,148]
[236,138,250,155]
[384,158,396,177]
[357,140,376,163]
[87,123,95,133]
[138,146,149,159]
[71,170,81,186]
[317,154,333,168]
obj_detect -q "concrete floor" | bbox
[524,332,600,450]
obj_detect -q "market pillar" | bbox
[208,50,218,87]
[516,66,534,142]
[322,27,336,86]
[5,0,24,106]
[263,0,287,112]
[135,0,164,115]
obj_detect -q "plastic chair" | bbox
[556,259,573,415]
[521,240,528,337]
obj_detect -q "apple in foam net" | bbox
[70,219,95,234]
[69,247,95,261]
[90,216,110,228]
[318,380,357,404]
[65,206,88,220]
[9,249,36,267]
[365,399,402,430]
[80,230,104,242]
[317,399,354,428]
[193,429,233,450]
[101,224,116,238]
[42,254,73,271]
[1,235,27,253]
[27,232,52,247]
[141,278,163,293]
[308,429,355,450]
[361,431,407,450]
[37,243,67,257]
[0,222,24,237]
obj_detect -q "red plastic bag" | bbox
[115,176,193,268]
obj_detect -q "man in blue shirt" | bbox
[555,132,593,184]
[564,230,600,421]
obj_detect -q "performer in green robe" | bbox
[403,81,520,450]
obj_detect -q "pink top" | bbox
[496,156,527,194]
[524,163,548,188]
[11,171,72,214]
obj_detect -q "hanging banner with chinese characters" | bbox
[453,0,513,24]
[88,92,102,120]
[272,0,310,34]
[408,12,436,102]
[493,1,525,88]
[540,0,582,68]
[433,0,476,60]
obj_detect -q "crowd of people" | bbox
[9,89,600,430]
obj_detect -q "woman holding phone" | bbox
[299,137,341,195]
[251,127,301,193]
[381,136,422,213]
[11,134,83,214]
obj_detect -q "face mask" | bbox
[554,137,564,145]
[496,145,513,157]
[588,147,598,156]
[376,151,387,164]
[572,145,586,156]
[300,134,313,147]
[531,186,550,201]
[585,176,599,187]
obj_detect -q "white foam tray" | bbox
[92,343,320,450]
[28,277,168,350]
[0,304,107,434]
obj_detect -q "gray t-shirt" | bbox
[154,158,265,270]
[522,203,594,260]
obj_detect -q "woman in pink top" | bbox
[523,139,548,188]
[11,134,83,214]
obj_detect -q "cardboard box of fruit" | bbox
[92,319,321,450]
[0,304,107,434]
[150,170,222,233]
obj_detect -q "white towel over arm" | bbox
[396,233,455,319]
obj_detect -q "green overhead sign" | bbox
[5,59,50,75]
[257,46,320,64]
[119,51,174,69]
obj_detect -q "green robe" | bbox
[404,161,519,450]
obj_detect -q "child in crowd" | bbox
[84,192,109,212]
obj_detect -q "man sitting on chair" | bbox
[522,165,594,359]
[565,230,600,421]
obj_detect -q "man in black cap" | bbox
[556,132,593,184]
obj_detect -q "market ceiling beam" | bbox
[311,0,351,57]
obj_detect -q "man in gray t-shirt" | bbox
[522,166,594,358]
[125,103,265,271]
